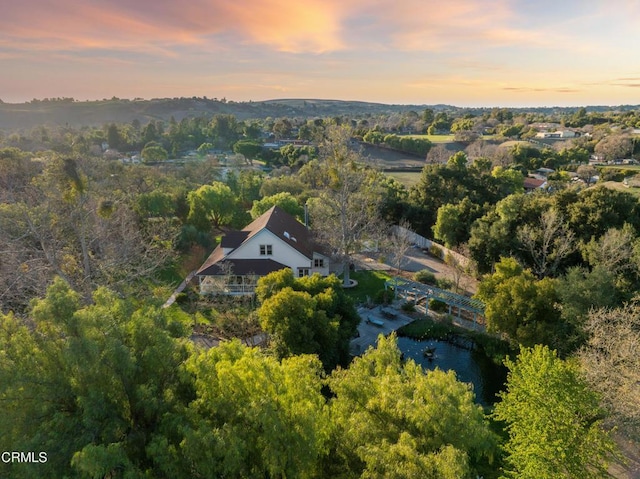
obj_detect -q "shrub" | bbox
[414,269,437,285]
[175,292,189,305]
[436,278,454,290]
[401,301,416,312]
[429,244,443,258]
[429,299,447,312]
[374,289,393,305]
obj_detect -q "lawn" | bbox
[406,134,456,143]
[599,164,640,172]
[342,270,393,305]
[386,171,422,188]
[406,134,498,143]
[600,181,640,198]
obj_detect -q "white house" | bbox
[523,177,548,192]
[196,206,330,295]
[535,130,578,139]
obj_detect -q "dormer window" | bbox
[260,244,273,255]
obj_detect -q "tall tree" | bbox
[186,182,236,231]
[250,191,304,220]
[0,278,193,479]
[256,269,359,371]
[474,257,562,348]
[182,341,330,479]
[516,208,575,278]
[326,334,498,478]
[579,305,640,441]
[494,345,618,479]
[307,125,384,287]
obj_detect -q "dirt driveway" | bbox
[355,246,478,296]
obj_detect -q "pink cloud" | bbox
[0,0,344,55]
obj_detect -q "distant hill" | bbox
[0,98,431,130]
[1,97,638,130]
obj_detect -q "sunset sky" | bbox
[2,0,640,107]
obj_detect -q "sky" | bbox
[1,0,640,107]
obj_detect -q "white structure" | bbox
[196,206,330,295]
[535,130,577,139]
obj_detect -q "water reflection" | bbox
[396,336,507,406]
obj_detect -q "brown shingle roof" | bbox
[198,258,288,276]
[197,206,317,277]
[242,206,313,259]
[220,231,249,248]
[523,177,546,190]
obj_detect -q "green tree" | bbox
[135,189,176,218]
[494,345,618,479]
[447,151,468,169]
[258,287,339,365]
[565,186,640,241]
[232,139,263,163]
[182,341,330,478]
[0,278,193,479]
[250,191,304,220]
[474,257,561,348]
[106,123,125,151]
[186,181,236,231]
[256,270,359,371]
[433,198,481,248]
[491,166,524,196]
[326,334,498,478]
[141,143,169,163]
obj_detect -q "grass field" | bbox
[406,134,498,143]
[342,270,393,304]
[386,171,422,188]
[600,181,640,198]
[599,164,640,172]
[406,134,456,143]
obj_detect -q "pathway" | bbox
[162,270,196,308]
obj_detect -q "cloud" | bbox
[502,86,581,93]
[0,0,344,55]
[0,0,585,59]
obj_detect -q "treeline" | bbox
[1,276,621,479]
[361,130,432,156]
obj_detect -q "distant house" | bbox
[196,206,330,295]
[523,177,548,192]
[535,167,555,177]
[535,130,578,139]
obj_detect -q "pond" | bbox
[396,336,507,406]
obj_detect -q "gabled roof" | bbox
[242,205,314,259]
[196,206,317,277]
[197,257,288,276]
[220,231,249,248]
[523,177,547,190]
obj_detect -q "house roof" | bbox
[198,258,288,276]
[197,206,318,277]
[220,231,249,248]
[242,205,314,259]
[523,177,547,190]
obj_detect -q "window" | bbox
[314,258,324,268]
[260,244,272,256]
[298,268,310,278]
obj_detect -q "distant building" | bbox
[523,177,548,192]
[535,130,578,139]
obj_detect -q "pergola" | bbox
[385,277,485,326]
